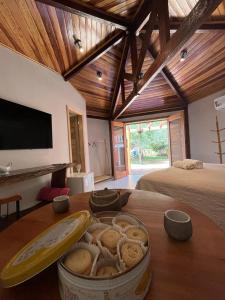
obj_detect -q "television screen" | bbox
[0,99,53,150]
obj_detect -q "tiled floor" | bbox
[130,161,169,175]
[95,162,169,190]
[95,175,142,190]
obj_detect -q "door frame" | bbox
[111,121,128,179]
[66,105,86,174]
[125,117,170,171]
[168,111,186,164]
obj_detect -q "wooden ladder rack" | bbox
[211,116,225,164]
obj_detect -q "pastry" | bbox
[64,248,92,275]
[91,228,104,243]
[96,265,118,277]
[126,227,148,244]
[121,242,144,268]
[116,220,132,229]
[101,229,121,254]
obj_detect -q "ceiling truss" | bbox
[113,0,223,119]
[36,0,224,119]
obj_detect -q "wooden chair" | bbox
[0,194,22,220]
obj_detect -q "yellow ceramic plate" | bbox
[0,210,91,288]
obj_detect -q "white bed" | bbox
[136,163,225,232]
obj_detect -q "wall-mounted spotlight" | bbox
[97,71,103,81]
[180,49,188,62]
[73,34,84,53]
[138,72,144,80]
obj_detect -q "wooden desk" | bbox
[0,190,225,300]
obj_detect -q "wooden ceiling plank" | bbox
[158,0,170,51]
[64,30,125,80]
[110,35,130,117]
[35,0,129,30]
[114,0,223,119]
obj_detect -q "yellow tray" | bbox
[0,210,91,288]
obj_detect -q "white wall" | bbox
[87,118,112,177]
[0,46,89,212]
[189,90,225,163]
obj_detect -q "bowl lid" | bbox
[0,210,91,288]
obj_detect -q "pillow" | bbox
[38,186,70,202]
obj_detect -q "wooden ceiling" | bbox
[0,0,225,119]
[169,0,225,18]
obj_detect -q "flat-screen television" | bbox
[0,99,53,150]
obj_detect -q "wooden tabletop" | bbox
[0,190,225,300]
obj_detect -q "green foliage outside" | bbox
[128,121,169,164]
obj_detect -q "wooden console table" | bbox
[0,190,225,300]
[0,163,73,187]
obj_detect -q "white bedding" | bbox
[136,163,225,232]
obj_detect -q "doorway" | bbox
[110,111,187,179]
[126,119,170,175]
[67,106,86,173]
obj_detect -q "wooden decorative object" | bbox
[211,116,225,164]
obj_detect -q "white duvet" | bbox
[136,163,225,232]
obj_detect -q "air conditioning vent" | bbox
[214,96,225,111]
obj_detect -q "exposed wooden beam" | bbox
[87,115,108,120]
[113,0,223,119]
[135,1,158,81]
[118,106,185,119]
[129,0,153,33]
[145,20,225,33]
[130,33,138,93]
[124,73,135,81]
[158,0,170,50]
[121,79,126,104]
[64,30,125,80]
[110,36,130,117]
[36,0,129,30]
[147,45,188,106]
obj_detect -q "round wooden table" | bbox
[0,190,225,300]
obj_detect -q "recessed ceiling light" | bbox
[97,71,103,81]
[180,49,188,62]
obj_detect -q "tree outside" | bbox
[127,120,169,166]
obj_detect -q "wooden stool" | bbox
[0,194,22,220]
